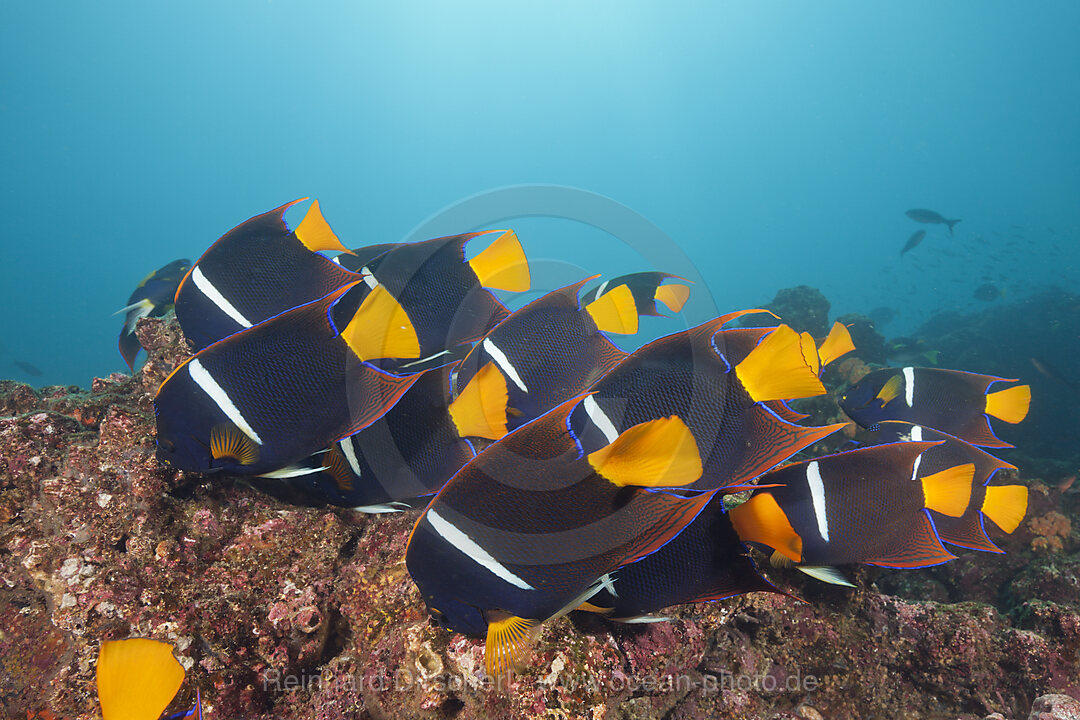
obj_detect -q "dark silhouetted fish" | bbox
[905,208,961,235]
[116,258,191,370]
[973,283,1004,301]
[13,360,42,377]
[868,306,896,328]
[1030,356,1080,396]
[900,230,926,256]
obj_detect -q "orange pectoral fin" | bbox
[295,199,353,255]
[984,384,1031,424]
[587,416,702,487]
[485,614,541,678]
[875,374,903,406]
[728,493,803,563]
[469,230,530,292]
[210,424,260,466]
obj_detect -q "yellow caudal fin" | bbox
[985,384,1031,424]
[734,325,826,402]
[876,374,903,406]
[469,230,530,292]
[587,416,702,487]
[921,464,974,517]
[295,199,353,255]
[654,283,690,313]
[342,285,421,361]
[982,485,1029,533]
[799,332,821,376]
[448,362,509,440]
[728,493,803,563]
[585,283,639,335]
[485,614,541,678]
[97,638,185,720]
[209,424,259,466]
[817,322,855,367]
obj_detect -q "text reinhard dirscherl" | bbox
[262,666,828,694]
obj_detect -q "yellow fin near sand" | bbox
[734,325,826,402]
[587,415,702,487]
[585,283,639,335]
[449,362,509,440]
[469,230,531,292]
[342,285,421,361]
[921,464,974,517]
[485,614,541,678]
[985,384,1031,424]
[295,199,353,255]
[97,638,185,720]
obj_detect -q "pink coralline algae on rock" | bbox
[1,315,1079,720]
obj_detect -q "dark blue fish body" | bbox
[268,361,476,509]
[585,492,779,620]
[839,367,1030,448]
[117,258,191,369]
[174,200,358,352]
[155,282,423,474]
[569,314,843,492]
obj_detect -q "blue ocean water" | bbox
[1,2,1077,388]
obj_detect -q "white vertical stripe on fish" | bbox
[188,359,263,445]
[903,366,916,407]
[191,266,253,329]
[483,338,528,393]
[584,395,618,443]
[426,509,534,590]
[339,436,363,478]
[806,461,829,543]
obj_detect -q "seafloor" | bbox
[2,305,1078,720]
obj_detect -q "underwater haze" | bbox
[1,1,1077,387]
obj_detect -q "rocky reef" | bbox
[2,316,1078,720]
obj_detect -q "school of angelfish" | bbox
[126,198,1033,690]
